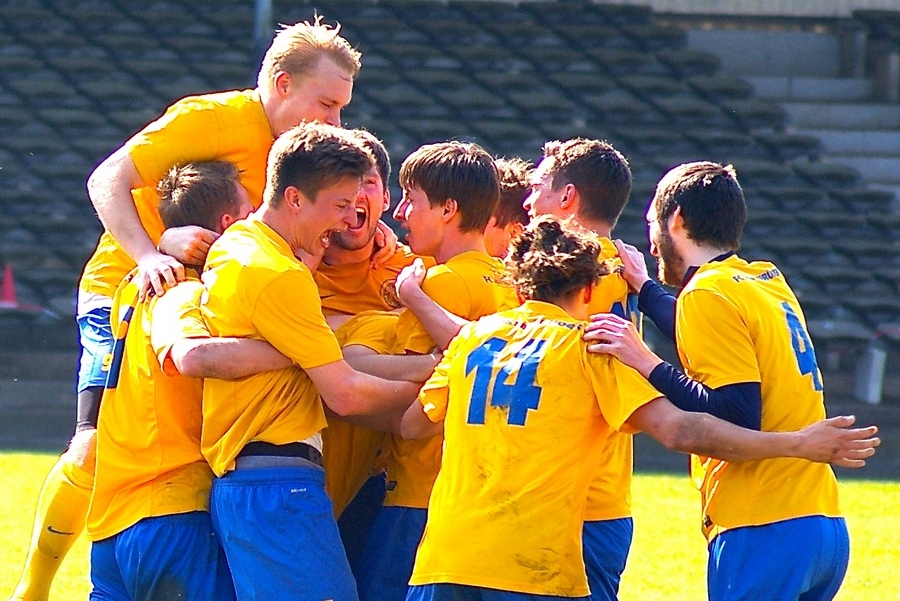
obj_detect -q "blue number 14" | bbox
[465,337,548,426]
[782,302,823,391]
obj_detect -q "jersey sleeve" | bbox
[337,311,399,354]
[677,288,761,388]
[586,352,661,434]
[149,281,210,377]
[398,268,471,355]
[251,270,344,370]
[418,323,470,422]
[127,98,221,188]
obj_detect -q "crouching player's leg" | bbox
[707,516,849,601]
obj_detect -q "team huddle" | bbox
[10,17,880,601]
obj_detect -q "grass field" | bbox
[2,453,897,600]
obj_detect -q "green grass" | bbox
[1,453,897,600]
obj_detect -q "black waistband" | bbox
[237,441,323,467]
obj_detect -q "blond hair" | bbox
[257,16,361,88]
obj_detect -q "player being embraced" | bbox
[401,216,880,601]
[199,123,422,601]
[483,157,532,259]
[87,161,294,601]
[400,139,640,601]
[584,162,879,601]
[312,130,435,572]
[356,142,518,601]
[11,19,367,601]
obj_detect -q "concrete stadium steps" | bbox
[747,76,873,103]
[783,102,900,130]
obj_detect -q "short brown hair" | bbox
[257,16,362,88]
[350,129,390,192]
[505,215,610,303]
[264,122,373,207]
[494,157,531,227]
[654,161,746,250]
[542,138,632,227]
[399,142,499,233]
[157,161,241,231]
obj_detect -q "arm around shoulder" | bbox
[626,398,879,466]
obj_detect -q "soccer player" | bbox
[483,157,531,259]
[584,162,875,601]
[11,18,363,601]
[398,138,640,600]
[524,139,637,601]
[356,142,517,601]
[87,161,295,601]
[313,129,433,573]
[400,216,880,601]
[199,123,421,601]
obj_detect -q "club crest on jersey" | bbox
[380,279,403,309]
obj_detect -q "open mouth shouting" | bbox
[348,206,367,233]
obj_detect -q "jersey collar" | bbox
[680,251,736,289]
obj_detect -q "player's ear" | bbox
[273,71,292,98]
[441,198,458,223]
[560,183,578,211]
[381,188,390,213]
[669,205,685,235]
[219,213,235,233]
[582,281,595,306]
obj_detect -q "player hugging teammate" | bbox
[9,15,880,601]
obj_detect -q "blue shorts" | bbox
[407,583,588,601]
[76,305,114,393]
[89,511,235,601]
[210,466,357,601]
[338,472,387,580]
[707,516,849,601]
[357,505,427,601]
[582,517,633,601]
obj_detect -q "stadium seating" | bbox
[0,0,896,369]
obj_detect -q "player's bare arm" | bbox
[87,148,185,298]
[169,337,294,379]
[400,396,444,440]
[306,359,421,419]
[396,258,469,349]
[626,393,879,468]
[343,344,441,382]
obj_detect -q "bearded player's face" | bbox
[647,198,685,286]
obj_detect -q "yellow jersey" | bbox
[584,237,641,521]
[80,89,273,298]
[385,250,517,509]
[314,244,434,317]
[87,274,212,541]
[410,301,660,596]
[200,215,341,477]
[326,310,399,517]
[315,244,429,516]
[677,255,839,541]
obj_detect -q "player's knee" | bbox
[66,428,98,472]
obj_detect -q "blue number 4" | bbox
[465,337,548,426]
[782,302,823,391]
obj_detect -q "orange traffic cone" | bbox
[0,265,17,307]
